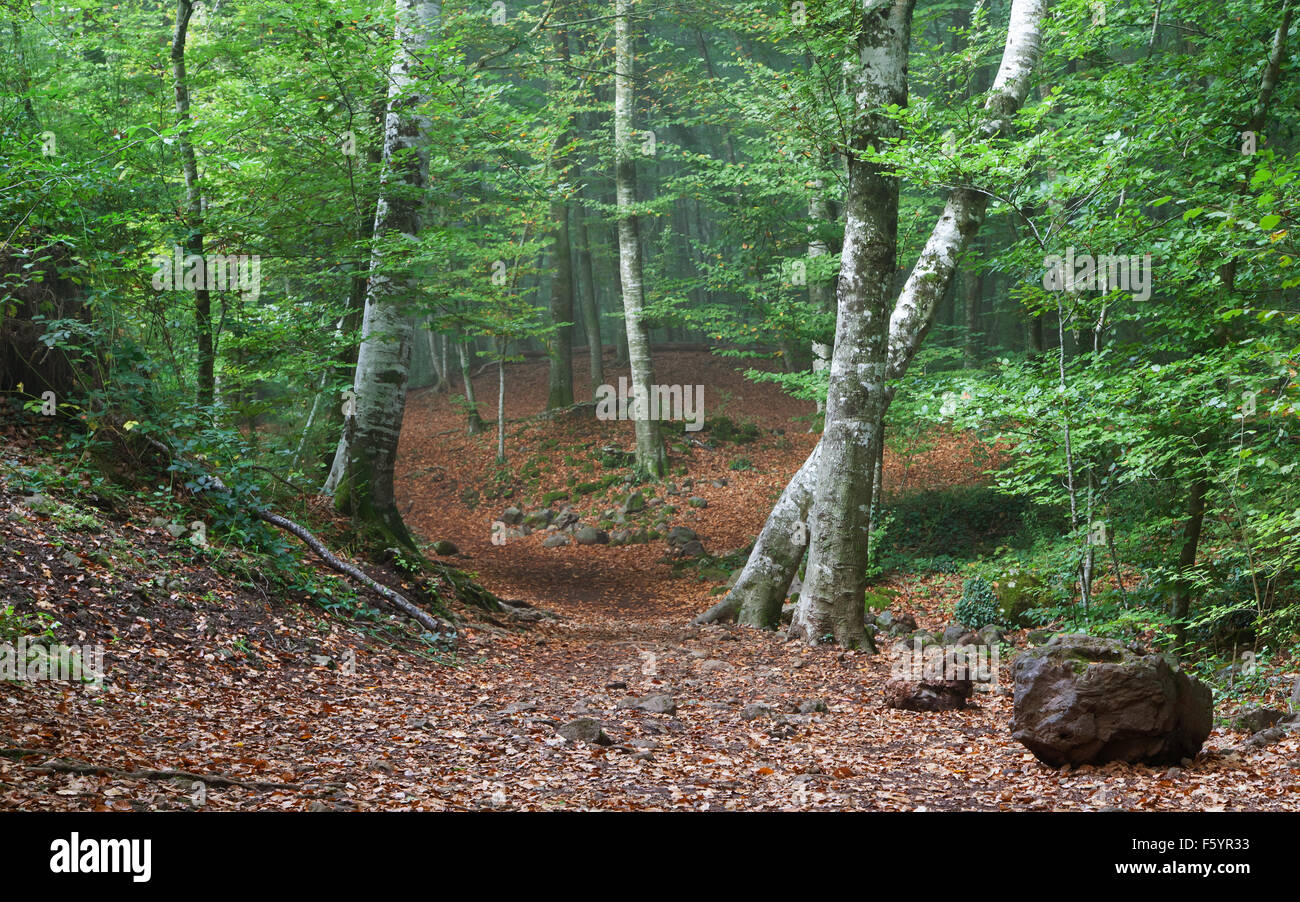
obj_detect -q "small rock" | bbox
[165,522,188,538]
[1241,726,1288,750]
[666,525,697,546]
[502,700,538,714]
[700,659,732,673]
[622,693,677,715]
[1234,707,1287,734]
[688,497,708,509]
[909,629,938,649]
[620,492,646,514]
[574,525,609,545]
[61,550,81,569]
[1026,629,1056,645]
[941,622,970,645]
[798,698,828,714]
[501,507,523,525]
[541,534,570,548]
[557,717,612,745]
[884,678,973,711]
[740,703,772,721]
[524,509,554,528]
[431,539,458,556]
[884,611,918,637]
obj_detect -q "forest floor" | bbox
[2,349,1299,810]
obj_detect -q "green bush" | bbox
[955,577,999,629]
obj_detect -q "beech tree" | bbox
[325,0,441,549]
[613,0,667,477]
[702,0,1047,646]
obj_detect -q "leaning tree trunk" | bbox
[331,0,440,551]
[791,0,913,650]
[711,0,1047,642]
[614,0,666,476]
[171,0,214,409]
[694,441,823,626]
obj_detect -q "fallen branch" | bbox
[135,431,452,637]
[257,510,449,634]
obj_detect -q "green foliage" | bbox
[0,605,57,645]
[704,416,760,445]
[955,577,999,630]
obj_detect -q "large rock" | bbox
[1011,634,1213,768]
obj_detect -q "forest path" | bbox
[379,350,1294,810]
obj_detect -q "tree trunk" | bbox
[614,0,665,476]
[809,173,834,420]
[576,191,605,392]
[546,19,576,409]
[962,265,981,368]
[547,198,575,409]
[695,442,822,627]
[496,346,507,462]
[331,0,440,551]
[1171,478,1209,648]
[712,0,1047,640]
[171,0,214,408]
[791,0,914,650]
[458,338,485,434]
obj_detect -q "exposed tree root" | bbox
[12,751,298,791]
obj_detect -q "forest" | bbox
[1,0,1300,823]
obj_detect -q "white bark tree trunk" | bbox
[715,0,1048,643]
[330,0,440,549]
[614,0,666,476]
[809,176,834,425]
[792,0,914,649]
